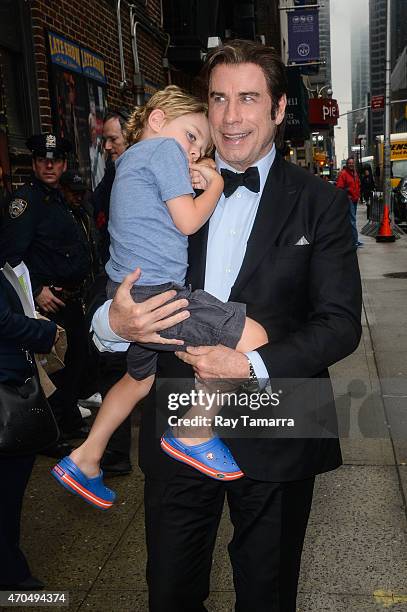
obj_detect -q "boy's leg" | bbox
[174,316,268,443]
[236,316,268,353]
[98,348,132,473]
[70,373,154,477]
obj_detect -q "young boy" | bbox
[52,86,267,509]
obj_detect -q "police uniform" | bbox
[60,169,100,290]
[0,134,91,435]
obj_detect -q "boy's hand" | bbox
[190,159,223,192]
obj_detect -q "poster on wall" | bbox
[47,32,107,189]
[52,69,89,180]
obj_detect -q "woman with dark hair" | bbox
[0,273,57,590]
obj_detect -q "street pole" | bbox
[383,0,391,211]
[375,0,396,242]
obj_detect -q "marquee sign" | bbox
[48,32,106,83]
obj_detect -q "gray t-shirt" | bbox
[106,137,194,285]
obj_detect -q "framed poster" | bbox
[47,32,107,188]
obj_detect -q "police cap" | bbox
[60,170,87,192]
[26,133,72,160]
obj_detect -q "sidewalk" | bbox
[17,210,407,611]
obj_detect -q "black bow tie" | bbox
[221,166,260,198]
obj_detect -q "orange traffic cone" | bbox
[376,204,396,242]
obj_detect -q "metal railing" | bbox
[360,191,403,238]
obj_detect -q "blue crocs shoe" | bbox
[51,456,116,510]
[161,431,244,481]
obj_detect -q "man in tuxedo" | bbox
[92,40,362,611]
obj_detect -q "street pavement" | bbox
[16,206,407,612]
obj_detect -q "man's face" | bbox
[32,157,67,187]
[208,63,286,171]
[103,117,126,161]
[347,159,355,171]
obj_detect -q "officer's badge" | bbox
[45,134,56,149]
[9,198,28,218]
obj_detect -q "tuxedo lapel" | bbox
[187,220,209,289]
[230,154,302,300]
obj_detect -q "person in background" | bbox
[60,170,99,289]
[92,110,129,266]
[60,169,101,415]
[0,134,91,457]
[360,166,375,219]
[336,157,362,247]
[88,109,133,475]
[0,273,57,590]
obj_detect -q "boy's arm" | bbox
[166,164,224,235]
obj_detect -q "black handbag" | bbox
[0,354,60,456]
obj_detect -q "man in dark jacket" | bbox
[92,40,362,611]
[92,110,129,266]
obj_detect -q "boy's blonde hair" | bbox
[126,85,209,148]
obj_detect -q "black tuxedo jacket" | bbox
[139,154,362,482]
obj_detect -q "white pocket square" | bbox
[295,236,309,245]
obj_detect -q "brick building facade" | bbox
[0,0,167,190]
[0,0,281,196]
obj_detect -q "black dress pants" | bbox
[0,455,35,585]
[144,466,315,612]
[48,300,87,432]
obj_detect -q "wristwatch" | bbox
[240,356,260,393]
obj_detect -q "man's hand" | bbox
[109,268,190,343]
[35,286,65,314]
[175,345,250,380]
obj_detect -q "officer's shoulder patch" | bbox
[9,198,28,218]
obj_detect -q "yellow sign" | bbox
[390,141,407,160]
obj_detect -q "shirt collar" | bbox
[215,144,276,194]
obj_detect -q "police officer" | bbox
[60,169,100,288]
[0,134,91,455]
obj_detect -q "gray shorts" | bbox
[106,280,246,380]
